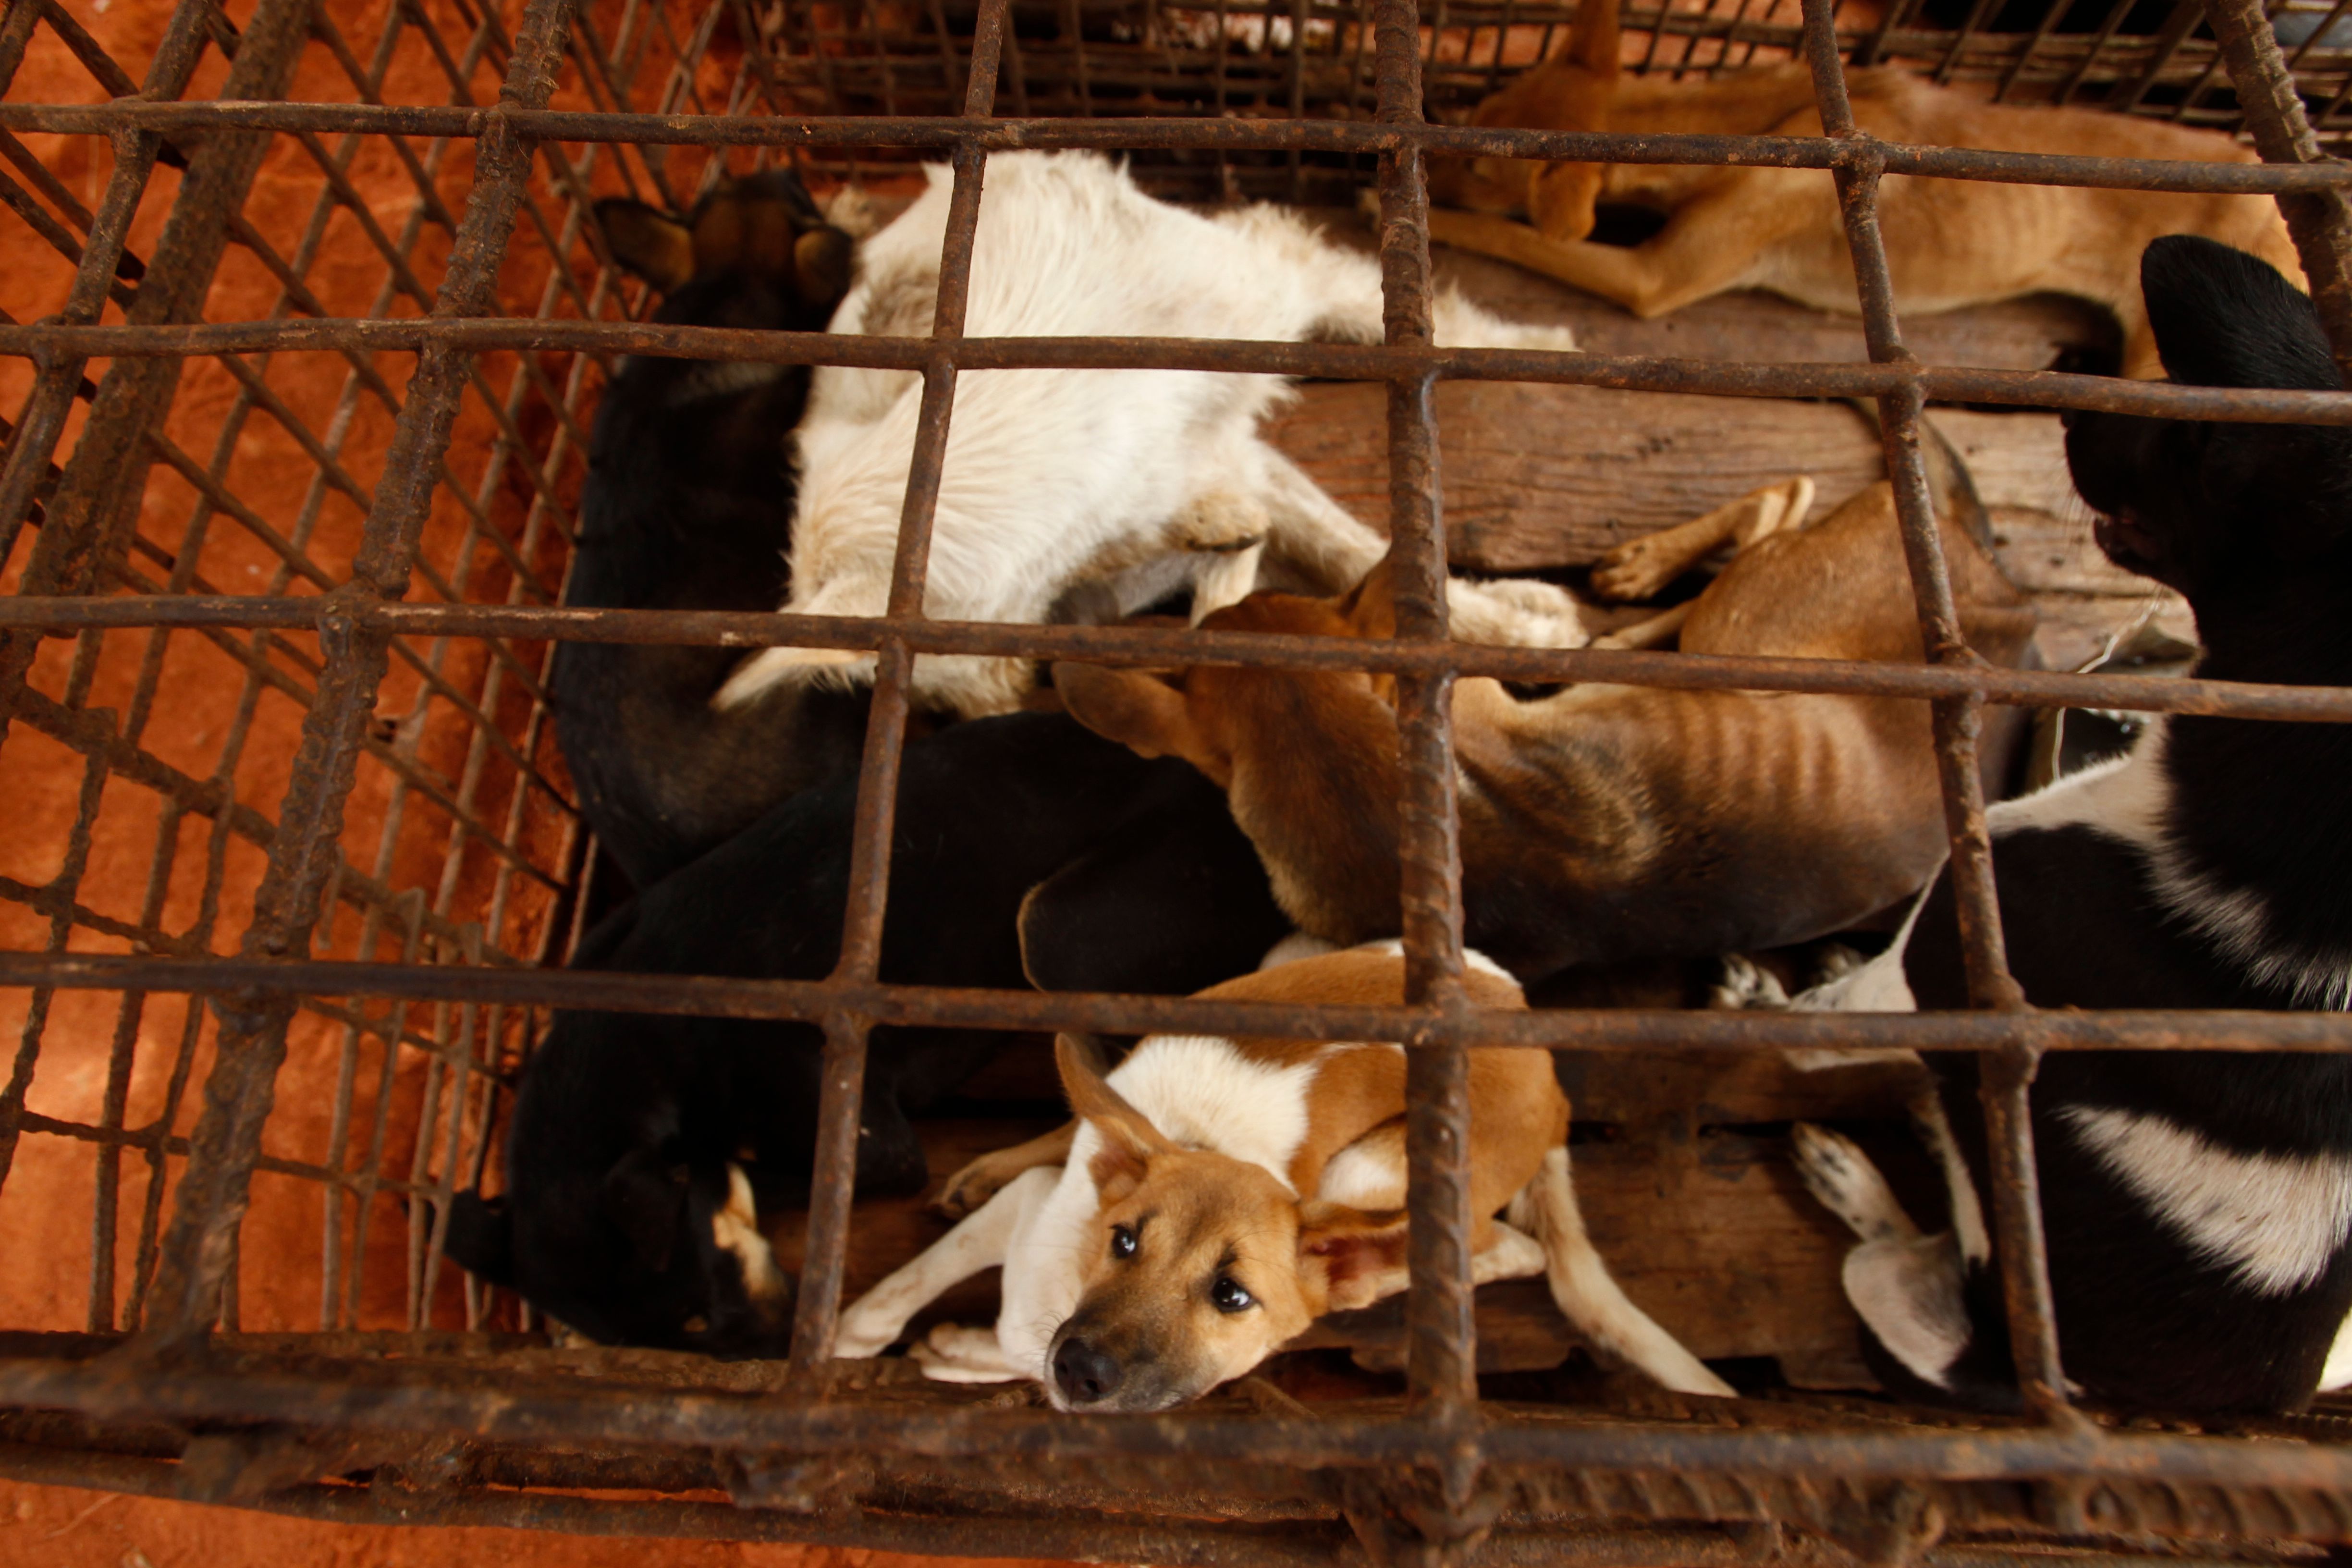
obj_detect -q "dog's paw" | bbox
[1448,576,1589,649]
[1812,943,1870,985]
[933,1149,1025,1220]
[1590,531,1687,604]
[1710,953,1790,1011]
[1790,1123,1914,1244]
[910,1323,1025,1384]
[833,1300,903,1360]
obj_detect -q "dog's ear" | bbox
[1337,557,1399,639]
[2143,235,2338,392]
[600,1147,692,1274]
[1053,663,1207,767]
[443,1190,515,1286]
[596,198,696,293]
[794,227,855,311]
[1297,1201,1412,1313]
[1056,1033,1176,1204]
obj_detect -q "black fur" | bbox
[1888,235,2352,1413]
[444,713,1290,1354]
[553,172,878,891]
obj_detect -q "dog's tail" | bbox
[1507,1147,1735,1397]
[1844,398,1994,553]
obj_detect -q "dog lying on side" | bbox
[1787,236,2352,1414]
[1420,0,2301,378]
[833,945,1730,1407]
[1053,434,2035,983]
[444,711,1291,1355]
[711,150,1589,723]
[553,172,888,891]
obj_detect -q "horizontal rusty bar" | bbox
[6,1355,2352,1488]
[0,103,2347,195]
[0,595,2346,722]
[1,950,2348,1054]
[3,317,2351,424]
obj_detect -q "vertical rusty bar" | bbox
[1372,0,1478,1423]
[128,0,579,1356]
[787,0,1007,1375]
[2206,0,2352,379]
[1798,0,2064,1420]
[0,0,50,101]
[0,0,311,628]
[0,0,217,611]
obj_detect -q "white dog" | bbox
[713,151,1587,721]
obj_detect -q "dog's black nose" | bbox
[1052,1336,1122,1405]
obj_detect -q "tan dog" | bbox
[1421,0,2301,377]
[1054,440,2035,981]
[833,946,1730,1409]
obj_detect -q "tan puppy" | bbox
[1054,449,2035,981]
[1421,0,2301,377]
[833,946,1729,1409]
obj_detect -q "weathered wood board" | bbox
[1268,219,2195,673]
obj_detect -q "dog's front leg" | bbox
[835,1164,1060,1358]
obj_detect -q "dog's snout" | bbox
[1052,1336,1122,1405]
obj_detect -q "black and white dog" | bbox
[552,172,888,891]
[445,712,1291,1355]
[1790,235,2352,1414]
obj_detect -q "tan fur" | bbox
[1056,478,2036,974]
[1424,0,2303,378]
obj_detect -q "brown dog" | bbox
[1421,0,2301,377]
[1055,445,2035,982]
[833,947,1729,1409]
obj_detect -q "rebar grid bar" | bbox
[2,0,2352,1558]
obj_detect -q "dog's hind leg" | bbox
[1792,1122,1977,1392]
[1591,477,1814,604]
[835,1164,1059,1357]
[1513,1146,1735,1396]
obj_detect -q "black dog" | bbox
[1795,234,2352,1414]
[445,712,1292,1354]
[555,172,887,891]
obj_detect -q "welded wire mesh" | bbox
[2,0,2352,1560]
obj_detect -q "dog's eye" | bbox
[1210,1276,1253,1314]
[1110,1225,1138,1260]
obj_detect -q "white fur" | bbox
[2060,1105,2352,1297]
[1359,936,1519,985]
[712,152,1586,720]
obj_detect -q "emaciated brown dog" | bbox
[1420,0,2301,377]
[1056,442,2035,983]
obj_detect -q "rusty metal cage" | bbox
[6,0,2352,1558]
